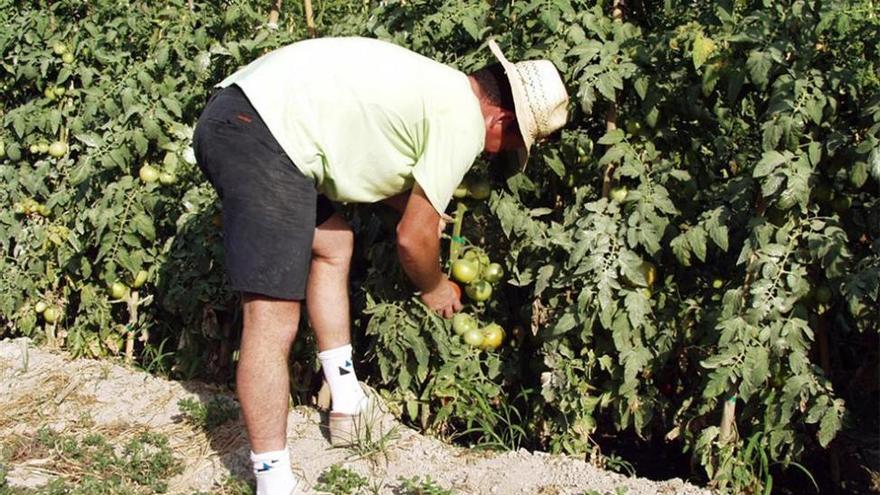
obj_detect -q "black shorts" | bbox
[192,85,334,300]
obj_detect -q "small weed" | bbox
[456,387,535,451]
[138,337,174,376]
[397,475,454,495]
[177,396,239,430]
[315,464,370,495]
[2,427,180,494]
[584,487,628,495]
[341,400,400,461]
[193,475,254,495]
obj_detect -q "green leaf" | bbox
[670,234,692,266]
[818,404,842,447]
[132,213,156,241]
[691,32,716,70]
[633,77,649,100]
[544,150,565,178]
[598,128,625,145]
[746,50,773,88]
[869,146,880,182]
[624,290,651,328]
[161,97,182,118]
[754,150,790,178]
[599,144,626,165]
[549,312,577,336]
[460,16,481,40]
[686,227,708,262]
[596,71,622,101]
[850,160,868,188]
[75,132,103,148]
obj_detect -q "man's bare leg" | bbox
[237,294,300,451]
[307,213,353,351]
[237,294,302,494]
[307,213,367,415]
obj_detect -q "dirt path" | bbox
[0,338,711,495]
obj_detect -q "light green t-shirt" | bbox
[217,37,485,214]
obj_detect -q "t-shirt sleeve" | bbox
[411,115,483,215]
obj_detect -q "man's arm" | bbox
[396,184,462,318]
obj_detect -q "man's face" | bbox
[484,111,523,154]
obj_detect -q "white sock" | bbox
[251,449,299,495]
[318,344,367,414]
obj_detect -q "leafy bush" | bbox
[1,0,877,493]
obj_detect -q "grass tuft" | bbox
[177,396,240,430]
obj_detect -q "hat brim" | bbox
[488,39,534,171]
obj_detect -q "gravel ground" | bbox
[0,338,712,495]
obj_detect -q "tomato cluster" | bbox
[447,245,507,350]
[451,312,505,351]
[33,300,60,323]
[139,163,177,185]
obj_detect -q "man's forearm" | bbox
[396,230,444,293]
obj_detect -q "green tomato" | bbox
[812,184,833,204]
[44,87,57,100]
[53,87,65,97]
[159,172,177,185]
[641,262,657,287]
[462,328,484,348]
[480,323,505,350]
[452,313,477,335]
[453,183,468,199]
[43,307,59,323]
[110,282,129,300]
[48,141,67,158]
[451,259,479,284]
[482,263,504,284]
[133,270,149,289]
[625,120,642,136]
[465,280,492,302]
[711,278,724,289]
[52,41,67,55]
[610,186,628,203]
[139,164,159,183]
[815,286,832,304]
[35,301,48,313]
[831,196,851,214]
[468,178,491,200]
[462,248,490,269]
[29,144,40,154]
[61,52,75,64]
[37,143,49,154]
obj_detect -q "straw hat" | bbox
[488,39,569,169]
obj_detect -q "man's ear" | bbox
[489,109,516,130]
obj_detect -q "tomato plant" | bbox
[1,0,877,492]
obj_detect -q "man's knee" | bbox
[313,215,354,265]
[241,294,301,346]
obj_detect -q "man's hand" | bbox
[420,279,463,319]
[438,213,453,237]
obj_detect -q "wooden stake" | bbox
[125,290,139,364]
[601,0,625,199]
[719,393,737,443]
[303,0,316,37]
[268,0,282,27]
[449,202,468,264]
